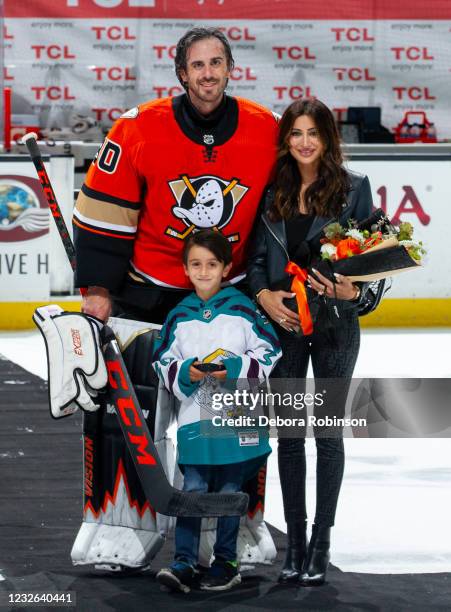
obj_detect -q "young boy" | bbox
[153,229,281,593]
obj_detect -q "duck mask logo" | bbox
[165,174,248,242]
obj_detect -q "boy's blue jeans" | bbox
[174,462,248,567]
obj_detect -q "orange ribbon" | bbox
[284,261,313,336]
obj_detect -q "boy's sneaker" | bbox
[200,559,241,591]
[156,561,195,593]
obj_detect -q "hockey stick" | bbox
[23,132,249,518]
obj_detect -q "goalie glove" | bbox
[33,305,108,418]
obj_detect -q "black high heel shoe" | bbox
[300,524,331,586]
[278,520,308,583]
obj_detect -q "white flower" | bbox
[345,228,365,243]
[320,243,337,259]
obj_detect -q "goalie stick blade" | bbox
[102,326,249,518]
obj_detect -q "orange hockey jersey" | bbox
[73,95,277,294]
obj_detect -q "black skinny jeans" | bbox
[271,309,360,527]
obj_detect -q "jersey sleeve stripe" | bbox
[73,217,135,240]
[81,184,141,210]
[75,191,139,232]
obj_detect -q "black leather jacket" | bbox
[247,171,373,314]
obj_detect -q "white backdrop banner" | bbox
[3,1,451,137]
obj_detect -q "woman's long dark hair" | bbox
[270,98,350,221]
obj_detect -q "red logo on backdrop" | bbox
[153,45,176,59]
[377,186,431,226]
[333,68,376,81]
[0,175,49,242]
[4,67,13,81]
[91,26,135,40]
[153,86,183,98]
[391,47,434,61]
[273,46,316,60]
[230,67,256,81]
[91,67,136,81]
[273,86,314,100]
[218,26,256,41]
[92,108,125,122]
[392,87,436,101]
[31,45,76,60]
[331,27,374,42]
[31,86,75,101]
[3,25,14,39]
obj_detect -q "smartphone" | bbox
[194,363,226,373]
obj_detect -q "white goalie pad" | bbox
[71,316,173,571]
[33,305,107,417]
[197,503,277,567]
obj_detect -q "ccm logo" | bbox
[391,47,434,61]
[273,46,316,60]
[107,359,157,466]
[31,86,75,101]
[71,328,83,356]
[31,45,75,60]
[331,27,374,42]
[91,67,135,81]
[392,87,436,100]
[333,68,376,81]
[273,86,314,100]
[91,26,135,40]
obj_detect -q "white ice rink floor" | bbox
[1,328,450,574]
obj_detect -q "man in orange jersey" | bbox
[73,26,278,323]
[70,27,278,576]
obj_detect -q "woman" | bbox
[247,98,373,586]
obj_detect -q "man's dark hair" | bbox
[175,27,235,89]
[183,229,232,266]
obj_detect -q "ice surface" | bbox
[1,328,450,574]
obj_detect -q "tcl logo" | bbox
[391,47,434,61]
[153,86,183,98]
[153,45,176,59]
[392,87,436,100]
[31,86,75,101]
[230,67,256,81]
[273,46,316,60]
[331,27,374,42]
[273,86,314,100]
[377,186,431,226]
[4,67,13,81]
[31,45,75,60]
[92,107,125,122]
[91,26,135,40]
[333,68,376,81]
[218,26,256,41]
[91,67,136,81]
[3,25,13,39]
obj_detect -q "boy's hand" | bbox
[190,361,207,382]
[211,362,227,380]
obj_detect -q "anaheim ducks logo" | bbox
[166,174,248,242]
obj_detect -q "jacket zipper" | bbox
[262,215,289,261]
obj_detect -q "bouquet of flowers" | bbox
[315,208,426,282]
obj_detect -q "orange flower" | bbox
[336,238,361,259]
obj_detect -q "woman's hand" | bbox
[258,290,300,332]
[189,361,207,382]
[308,269,359,301]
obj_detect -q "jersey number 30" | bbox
[96,139,122,174]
